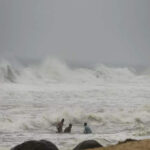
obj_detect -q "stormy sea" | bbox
[0,58,150,150]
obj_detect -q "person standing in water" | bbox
[56,118,64,133]
[83,122,92,134]
[64,124,72,133]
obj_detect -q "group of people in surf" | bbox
[56,118,92,134]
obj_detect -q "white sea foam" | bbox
[0,58,149,84]
[0,58,150,150]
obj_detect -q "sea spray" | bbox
[0,58,149,84]
[0,58,150,150]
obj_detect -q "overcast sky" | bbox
[0,0,150,66]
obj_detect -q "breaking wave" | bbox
[1,104,150,133]
[0,58,149,84]
[0,63,18,83]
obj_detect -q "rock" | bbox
[73,140,103,150]
[11,140,59,150]
[118,139,137,144]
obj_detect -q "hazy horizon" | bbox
[0,0,150,67]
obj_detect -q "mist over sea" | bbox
[0,58,150,150]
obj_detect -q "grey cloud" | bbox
[0,0,150,66]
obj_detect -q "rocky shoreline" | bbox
[10,139,150,150]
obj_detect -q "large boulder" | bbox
[118,139,137,144]
[73,140,103,150]
[11,140,59,150]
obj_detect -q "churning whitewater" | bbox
[0,59,150,150]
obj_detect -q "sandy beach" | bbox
[87,139,150,150]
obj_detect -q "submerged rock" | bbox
[73,140,103,150]
[11,140,59,150]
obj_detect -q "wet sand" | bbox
[87,139,150,150]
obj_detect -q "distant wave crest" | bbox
[0,58,149,84]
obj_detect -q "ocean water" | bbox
[0,59,150,150]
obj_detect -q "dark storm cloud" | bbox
[0,0,150,66]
